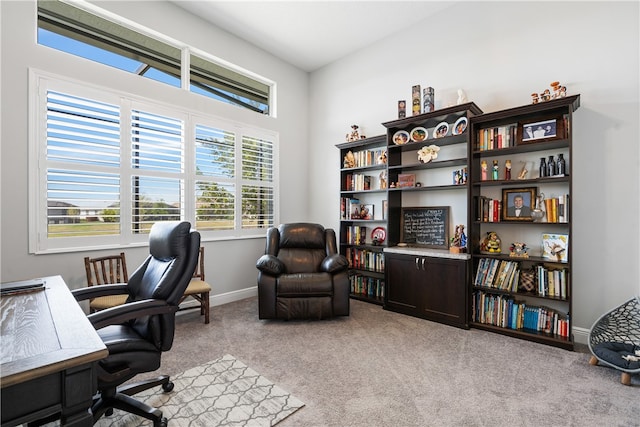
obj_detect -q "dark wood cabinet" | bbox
[385,250,468,329]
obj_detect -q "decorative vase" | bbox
[531,193,546,222]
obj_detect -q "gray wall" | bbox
[308,1,640,341]
[0,1,309,300]
[2,1,639,343]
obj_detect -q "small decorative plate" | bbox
[452,117,468,135]
[410,126,428,142]
[392,130,410,145]
[434,121,449,138]
[371,227,386,244]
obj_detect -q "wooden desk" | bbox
[1,275,108,426]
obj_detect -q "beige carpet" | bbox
[95,354,304,426]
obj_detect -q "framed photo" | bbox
[397,173,416,188]
[360,204,374,220]
[518,116,565,144]
[542,233,569,262]
[502,187,536,221]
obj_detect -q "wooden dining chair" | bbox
[84,252,129,312]
[179,247,212,324]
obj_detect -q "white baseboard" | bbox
[177,286,258,312]
[572,326,589,345]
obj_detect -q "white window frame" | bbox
[29,69,279,254]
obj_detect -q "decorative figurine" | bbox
[450,224,467,253]
[346,124,362,142]
[481,160,488,181]
[531,82,568,104]
[480,231,501,254]
[531,192,546,222]
[518,161,529,179]
[456,89,468,105]
[412,85,421,116]
[509,242,529,258]
[417,144,440,163]
[492,160,499,180]
[377,150,387,165]
[379,170,387,189]
[505,159,512,180]
[423,87,434,113]
[398,100,406,119]
[343,150,356,168]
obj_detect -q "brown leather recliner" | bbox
[256,223,350,320]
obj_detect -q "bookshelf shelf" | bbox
[468,95,579,350]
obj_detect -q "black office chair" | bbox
[72,221,200,427]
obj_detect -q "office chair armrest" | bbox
[87,299,177,330]
[71,283,129,302]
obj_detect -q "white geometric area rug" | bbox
[96,354,304,427]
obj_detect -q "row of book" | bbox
[343,225,368,245]
[474,258,569,299]
[535,264,569,299]
[474,195,570,223]
[344,173,373,191]
[350,274,384,299]
[544,195,569,223]
[345,248,385,272]
[341,198,360,220]
[344,149,386,169]
[475,196,501,222]
[472,291,570,338]
[476,124,517,151]
[473,258,521,291]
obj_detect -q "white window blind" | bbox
[30,71,278,253]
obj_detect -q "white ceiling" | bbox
[173,1,455,72]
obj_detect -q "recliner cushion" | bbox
[278,223,325,249]
[277,272,333,296]
[278,248,326,273]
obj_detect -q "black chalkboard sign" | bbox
[400,206,450,249]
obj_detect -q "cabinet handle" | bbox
[415,257,420,270]
[422,258,426,270]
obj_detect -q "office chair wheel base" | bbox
[162,381,174,392]
[154,417,168,427]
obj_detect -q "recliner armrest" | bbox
[321,254,349,273]
[256,254,286,275]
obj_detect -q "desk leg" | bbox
[60,364,97,427]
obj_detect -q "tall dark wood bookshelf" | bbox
[336,135,388,305]
[468,95,580,350]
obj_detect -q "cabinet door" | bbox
[421,257,467,327]
[385,254,419,313]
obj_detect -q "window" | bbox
[30,71,277,253]
[37,0,271,115]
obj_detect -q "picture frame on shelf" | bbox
[360,204,374,220]
[518,116,565,144]
[541,233,569,262]
[397,173,416,188]
[502,187,536,221]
